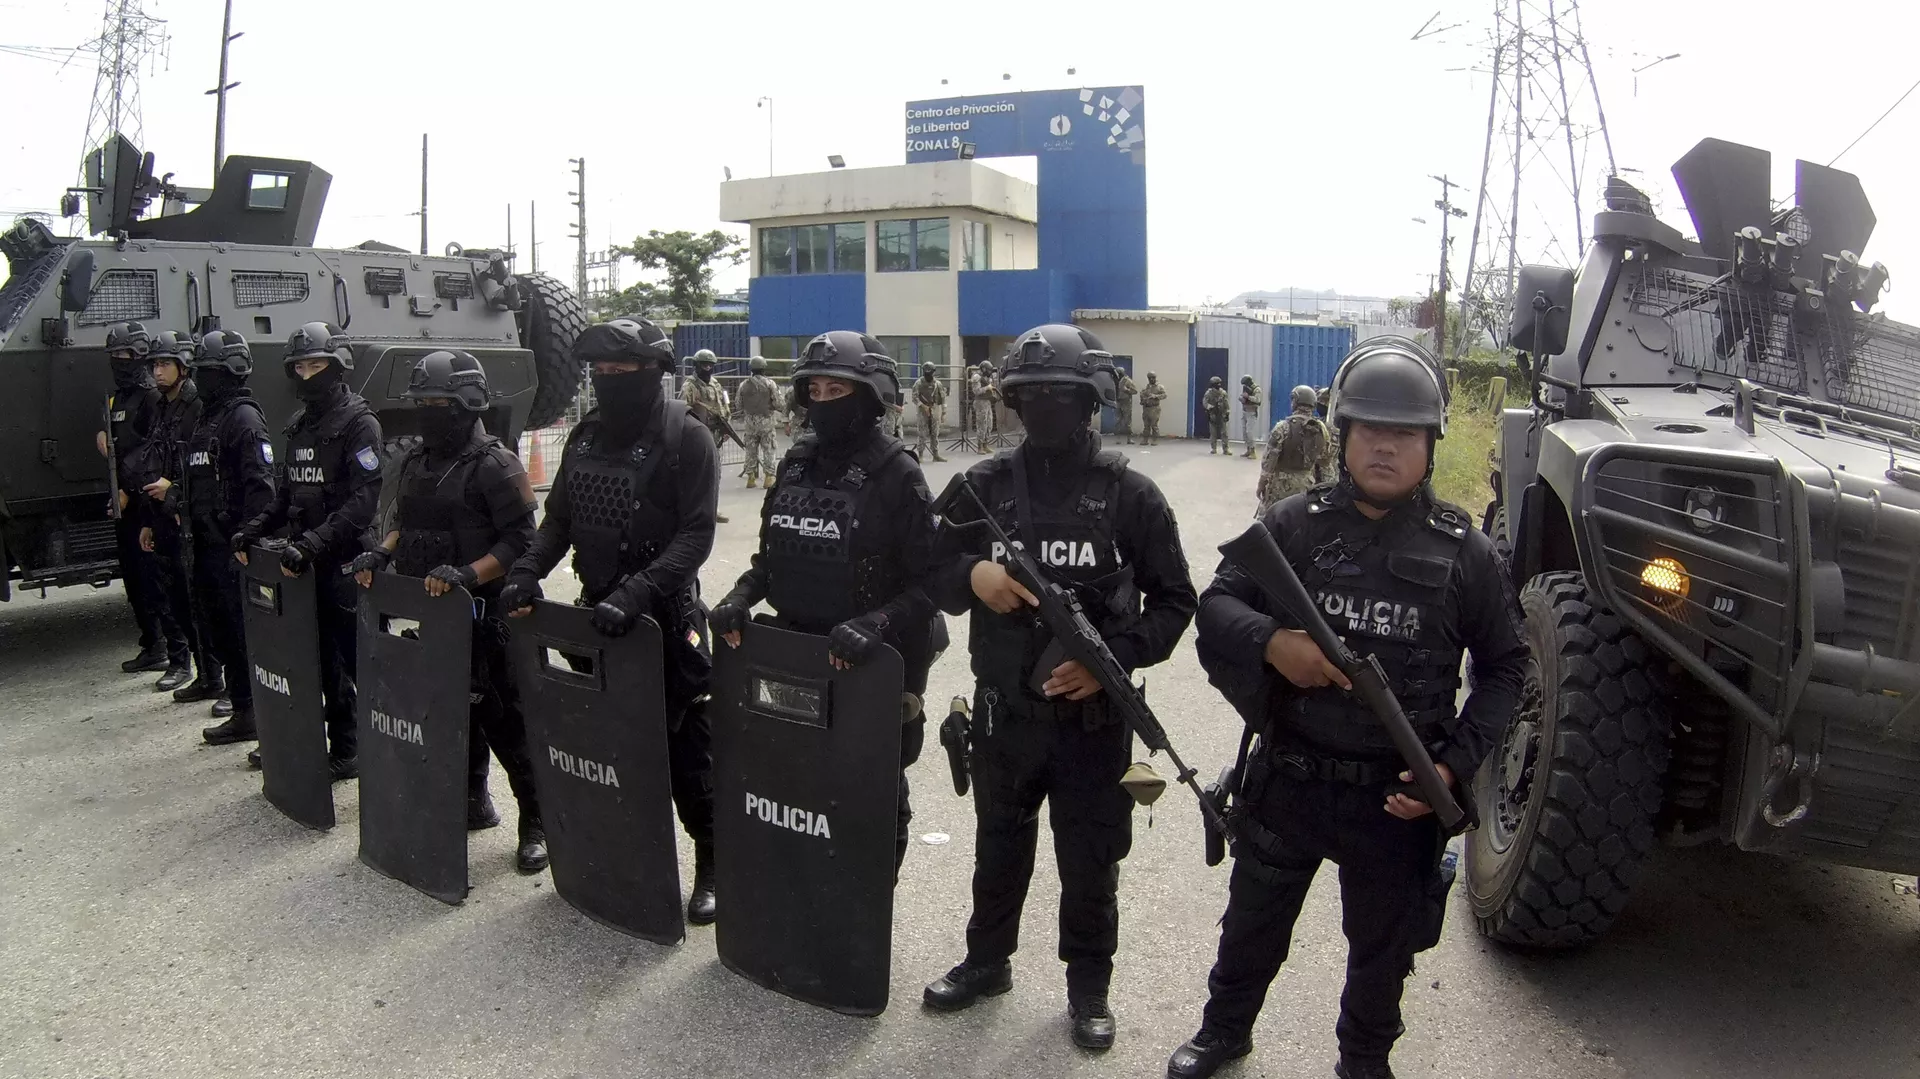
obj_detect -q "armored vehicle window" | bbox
[77,268,159,326]
[247,171,291,210]
[232,270,310,308]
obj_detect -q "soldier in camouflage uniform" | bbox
[913,367,947,462]
[1115,370,1138,444]
[1203,376,1231,454]
[1237,374,1262,459]
[735,355,783,488]
[681,348,733,522]
[970,361,998,446]
[1138,371,1167,445]
[1254,384,1334,516]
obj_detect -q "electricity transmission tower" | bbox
[77,0,170,168]
[1453,0,1616,359]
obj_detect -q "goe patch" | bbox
[354,446,380,472]
[260,442,274,465]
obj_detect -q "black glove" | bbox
[230,530,258,556]
[590,592,641,638]
[346,548,393,576]
[279,542,313,575]
[426,564,478,590]
[498,577,542,616]
[709,596,750,640]
[828,611,890,668]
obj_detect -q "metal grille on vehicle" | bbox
[364,267,406,297]
[76,268,159,326]
[1833,529,1920,660]
[433,272,473,299]
[1629,266,1809,394]
[231,270,310,308]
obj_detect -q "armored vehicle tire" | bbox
[517,271,590,430]
[1465,570,1671,948]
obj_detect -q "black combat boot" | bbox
[245,748,262,769]
[468,791,501,830]
[686,840,717,925]
[173,670,225,704]
[202,708,257,746]
[121,644,168,673]
[922,960,1013,1011]
[1334,1057,1395,1079]
[1069,995,1117,1050]
[516,816,549,873]
[1166,1030,1253,1079]
[328,755,359,783]
[210,695,234,718]
[155,665,194,692]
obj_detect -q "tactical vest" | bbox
[1273,413,1328,472]
[763,433,912,629]
[185,395,265,537]
[283,393,377,540]
[562,402,689,599]
[969,448,1139,701]
[736,375,777,418]
[392,435,508,579]
[1271,493,1473,759]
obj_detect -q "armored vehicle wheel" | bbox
[1466,570,1671,948]
[516,271,589,430]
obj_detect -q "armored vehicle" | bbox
[1467,137,1920,947]
[0,135,586,599]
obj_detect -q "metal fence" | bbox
[518,366,1020,490]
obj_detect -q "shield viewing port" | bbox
[747,669,831,728]
[246,579,280,614]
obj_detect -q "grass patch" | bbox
[1432,395,1499,515]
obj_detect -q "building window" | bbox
[833,222,865,273]
[876,217,950,272]
[759,335,802,360]
[961,220,992,271]
[876,335,950,378]
[760,223,865,276]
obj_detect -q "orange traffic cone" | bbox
[528,433,549,488]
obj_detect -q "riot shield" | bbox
[241,548,333,830]
[355,573,474,905]
[711,621,904,1016]
[509,600,683,944]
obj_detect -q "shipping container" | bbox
[1196,315,1276,436]
[1271,323,1353,416]
[673,321,752,366]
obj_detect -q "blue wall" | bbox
[674,322,751,360]
[958,269,1079,336]
[1271,324,1353,404]
[748,274,865,339]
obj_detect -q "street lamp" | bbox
[756,97,774,176]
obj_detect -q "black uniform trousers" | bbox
[315,566,358,759]
[114,515,174,656]
[467,619,541,818]
[149,519,205,673]
[188,528,251,710]
[963,682,1134,999]
[1200,763,1440,1063]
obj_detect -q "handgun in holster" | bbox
[939,695,972,796]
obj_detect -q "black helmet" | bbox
[192,329,254,376]
[149,329,192,365]
[998,324,1117,406]
[574,317,674,370]
[105,321,154,360]
[285,321,353,369]
[1326,337,1448,438]
[748,356,767,374]
[793,330,899,407]
[405,349,491,412]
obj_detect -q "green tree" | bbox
[588,280,669,322]
[616,229,748,320]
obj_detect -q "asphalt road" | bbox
[3,438,1917,1079]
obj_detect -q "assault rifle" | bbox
[932,474,1230,840]
[1217,522,1468,831]
[691,400,746,450]
[103,392,122,521]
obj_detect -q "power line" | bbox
[1828,74,1920,166]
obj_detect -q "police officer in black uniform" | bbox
[500,317,720,922]
[348,350,548,873]
[232,322,384,780]
[922,324,1197,1051]
[1165,339,1528,1079]
[709,331,938,876]
[184,331,277,746]
[102,321,181,674]
[132,329,208,695]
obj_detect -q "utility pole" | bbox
[204,0,240,177]
[419,133,429,256]
[757,97,774,176]
[568,158,587,301]
[530,201,538,272]
[506,203,513,261]
[1431,174,1469,359]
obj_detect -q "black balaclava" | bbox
[292,362,346,405]
[592,368,664,446]
[1017,386,1098,502]
[111,357,153,392]
[695,363,716,384]
[196,367,245,401]
[421,407,477,455]
[808,383,883,448]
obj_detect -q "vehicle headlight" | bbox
[1641,556,1691,605]
[1683,486,1725,534]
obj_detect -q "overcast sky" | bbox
[5,0,1917,321]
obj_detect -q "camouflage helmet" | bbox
[105,321,154,360]
[405,349,491,412]
[1209,375,1224,387]
[1290,384,1317,410]
[191,329,254,377]
[285,321,354,369]
[1241,374,1255,385]
[748,355,768,374]
[692,348,717,367]
[573,317,675,370]
[794,330,900,407]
